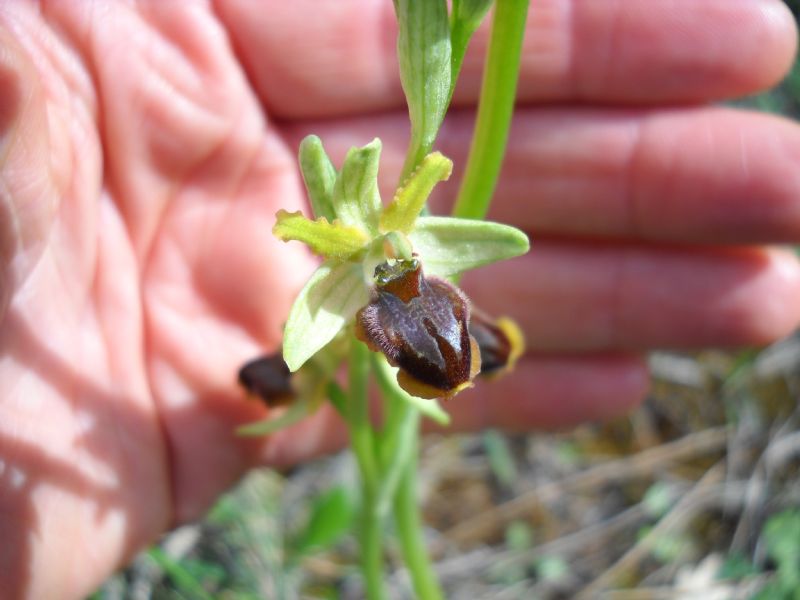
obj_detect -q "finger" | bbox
[259,353,648,468]
[214,0,797,118]
[283,106,800,245]
[461,243,800,352]
[469,107,800,245]
[448,353,649,432]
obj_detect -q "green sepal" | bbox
[332,139,383,235]
[273,209,369,260]
[380,152,452,234]
[236,398,310,436]
[408,216,529,277]
[394,0,451,179]
[283,261,369,371]
[299,135,337,222]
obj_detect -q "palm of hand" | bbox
[2,2,800,599]
[0,4,322,596]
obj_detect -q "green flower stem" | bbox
[372,356,442,600]
[452,0,530,220]
[359,497,385,600]
[346,341,386,600]
[348,340,378,483]
[372,356,421,518]
[393,432,444,600]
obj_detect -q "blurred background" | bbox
[92,4,800,599]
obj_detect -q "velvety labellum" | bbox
[357,259,480,399]
[238,353,295,407]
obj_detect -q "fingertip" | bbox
[753,1,799,91]
[734,248,800,346]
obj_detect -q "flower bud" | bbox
[469,310,525,378]
[356,258,481,399]
[238,353,295,407]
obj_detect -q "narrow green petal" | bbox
[332,139,383,235]
[236,399,310,436]
[380,152,452,234]
[273,210,369,260]
[283,261,369,371]
[298,135,337,222]
[408,216,529,278]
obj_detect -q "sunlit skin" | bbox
[1,1,799,598]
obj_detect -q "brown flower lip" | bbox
[469,309,525,379]
[356,258,481,399]
[238,353,295,407]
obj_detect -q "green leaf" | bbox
[642,482,674,518]
[408,216,529,277]
[299,135,337,222]
[288,486,355,558]
[505,521,533,552]
[763,510,800,587]
[283,261,369,371]
[450,0,494,94]
[273,209,369,260]
[380,152,452,234]
[534,555,570,583]
[332,139,383,235]
[452,0,495,30]
[483,429,517,490]
[146,547,215,600]
[394,0,451,179]
[236,398,310,436]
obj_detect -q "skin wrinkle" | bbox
[0,23,59,294]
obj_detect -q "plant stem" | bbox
[393,431,444,600]
[347,341,386,600]
[452,0,530,220]
[359,495,385,600]
[373,356,421,519]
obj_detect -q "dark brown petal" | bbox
[238,353,295,407]
[469,309,525,378]
[356,260,481,398]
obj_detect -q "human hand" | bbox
[1,1,798,598]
